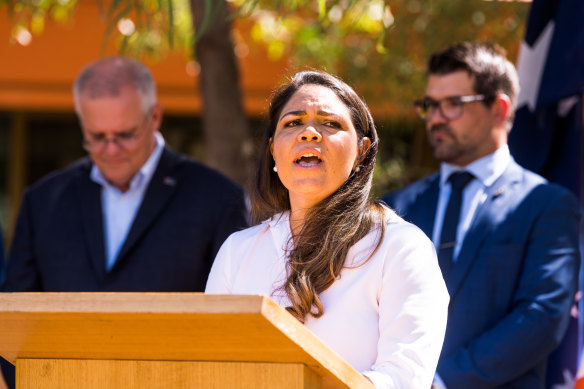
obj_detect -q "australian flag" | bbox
[508,0,584,388]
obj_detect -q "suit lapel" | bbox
[114,148,181,266]
[446,160,523,298]
[75,160,107,281]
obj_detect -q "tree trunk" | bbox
[189,0,252,189]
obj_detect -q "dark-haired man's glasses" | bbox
[413,95,488,121]
[82,113,151,153]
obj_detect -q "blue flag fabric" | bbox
[509,1,584,388]
[510,0,584,198]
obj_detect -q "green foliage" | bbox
[236,0,528,117]
[1,0,77,43]
[99,0,194,58]
[240,0,392,65]
[1,0,194,58]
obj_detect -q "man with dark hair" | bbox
[382,42,581,388]
[0,57,248,386]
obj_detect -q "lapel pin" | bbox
[493,187,505,197]
[163,177,177,186]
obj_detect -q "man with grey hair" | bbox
[383,42,580,388]
[3,56,247,290]
[2,56,247,288]
[1,56,248,386]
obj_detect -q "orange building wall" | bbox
[0,2,290,116]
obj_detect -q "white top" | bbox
[432,145,512,260]
[91,132,165,270]
[206,210,449,389]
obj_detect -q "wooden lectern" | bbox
[0,293,373,389]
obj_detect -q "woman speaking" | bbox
[206,70,448,388]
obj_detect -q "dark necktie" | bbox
[438,171,474,279]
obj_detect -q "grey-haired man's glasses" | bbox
[413,95,489,121]
[82,112,152,153]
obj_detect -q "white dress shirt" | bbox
[91,132,165,270]
[206,210,449,389]
[432,145,512,260]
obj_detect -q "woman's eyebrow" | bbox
[280,110,306,119]
[317,110,342,118]
[280,109,343,120]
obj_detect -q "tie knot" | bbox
[448,171,474,191]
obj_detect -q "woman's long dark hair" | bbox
[251,70,387,322]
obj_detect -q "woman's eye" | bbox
[324,121,341,129]
[283,119,301,127]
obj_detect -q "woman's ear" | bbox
[360,137,371,155]
[353,137,371,169]
[269,137,274,157]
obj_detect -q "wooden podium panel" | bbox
[18,360,320,389]
[0,293,373,389]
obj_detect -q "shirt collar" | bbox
[267,212,291,237]
[90,131,166,192]
[267,211,293,252]
[440,144,511,188]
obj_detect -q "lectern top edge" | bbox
[0,292,268,314]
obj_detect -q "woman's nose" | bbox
[297,125,322,142]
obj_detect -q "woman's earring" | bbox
[273,166,278,172]
[355,166,360,172]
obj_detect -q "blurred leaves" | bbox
[234,0,528,117]
[99,0,194,58]
[1,0,193,58]
[1,0,76,45]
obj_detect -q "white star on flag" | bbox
[516,20,555,112]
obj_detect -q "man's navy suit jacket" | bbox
[382,159,581,389]
[1,146,248,292]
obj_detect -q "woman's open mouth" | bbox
[294,153,323,167]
